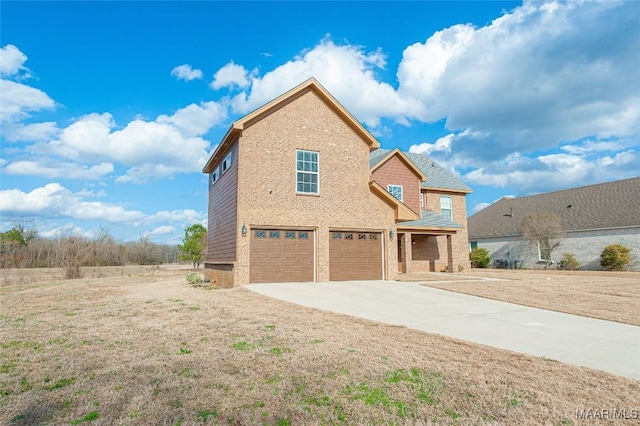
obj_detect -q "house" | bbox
[202,78,472,286]
[467,177,640,270]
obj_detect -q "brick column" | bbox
[403,232,413,274]
[446,234,453,272]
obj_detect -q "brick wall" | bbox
[232,88,398,285]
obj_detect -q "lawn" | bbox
[411,269,640,326]
[1,267,638,425]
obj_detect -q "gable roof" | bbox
[370,148,427,181]
[203,78,380,173]
[369,149,472,193]
[468,177,640,239]
[369,181,419,221]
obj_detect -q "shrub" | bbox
[558,253,580,270]
[469,248,491,268]
[600,244,631,271]
[186,273,203,284]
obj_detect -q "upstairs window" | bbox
[209,167,219,188]
[296,150,319,194]
[440,196,453,221]
[222,153,232,173]
[388,185,403,202]
[420,192,424,208]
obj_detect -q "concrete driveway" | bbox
[247,280,640,380]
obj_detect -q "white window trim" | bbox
[221,153,232,174]
[296,149,320,195]
[537,242,551,262]
[387,185,403,202]
[440,195,453,221]
[209,167,220,188]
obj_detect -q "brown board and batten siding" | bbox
[207,140,239,262]
[371,155,421,214]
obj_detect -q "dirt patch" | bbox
[1,268,638,425]
[413,269,640,326]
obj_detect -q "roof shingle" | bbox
[468,177,640,239]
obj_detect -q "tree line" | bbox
[0,223,179,276]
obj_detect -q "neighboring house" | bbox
[202,78,472,286]
[468,177,640,270]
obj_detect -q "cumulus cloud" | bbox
[211,61,254,90]
[0,79,55,124]
[170,64,203,81]
[0,44,29,77]
[403,1,640,160]
[0,183,146,222]
[157,101,227,137]
[150,225,175,236]
[0,183,206,226]
[3,160,113,179]
[36,112,212,182]
[228,38,415,128]
[3,121,59,142]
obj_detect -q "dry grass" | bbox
[409,269,640,326]
[1,268,638,425]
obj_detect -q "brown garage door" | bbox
[250,229,314,283]
[329,231,382,281]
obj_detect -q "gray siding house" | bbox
[468,177,640,270]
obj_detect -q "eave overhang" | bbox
[369,181,419,221]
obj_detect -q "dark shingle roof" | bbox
[400,211,463,228]
[369,149,472,192]
[468,177,640,239]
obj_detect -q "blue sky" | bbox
[1,1,639,244]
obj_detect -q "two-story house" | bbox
[202,78,471,286]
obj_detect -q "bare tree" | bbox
[521,214,565,269]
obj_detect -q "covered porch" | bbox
[396,229,458,273]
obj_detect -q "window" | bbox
[470,241,478,250]
[333,233,342,239]
[255,231,266,238]
[209,167,219,188]
[269,231,280,239]
[285,232,296,239]
[222,153,232,173]
[388,185,403,202]
[420,192,424,208]
[538,242,551,261]
[299,232,309,239]
[440,196,452,221]
[296,150,319,194]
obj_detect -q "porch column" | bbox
[403,232,413,274]
[446,234,453,272]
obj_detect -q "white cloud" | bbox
[39,112,212,182]
[3,160,113,179]
[0,44,29,77]
[211,61,254,90]
[150,225,175,236]
[0,183,146,222]
[170,64,203,81]
[0,79,55,123]
[0,184,206,228]
[228,38,416,128]
[157,101,227,137]
[3,122,59,142]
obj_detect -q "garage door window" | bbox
[299,232,309,239]
[269,231,280,238]
[333,233,342,239]
[285,232,296,239]
[256,231,266,238]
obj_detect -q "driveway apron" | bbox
[247,280,640,380]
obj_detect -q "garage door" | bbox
[250,229,314,283]
[330,231,383,281]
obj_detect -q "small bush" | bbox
[186,273,203,284]
[600,244,631,271]
[469,248,490,268]
[558,253,580,270]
